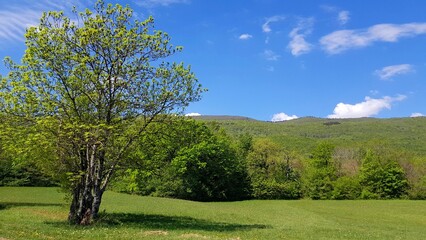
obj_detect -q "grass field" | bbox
[0,187,425,239]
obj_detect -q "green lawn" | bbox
[0,187,425,239]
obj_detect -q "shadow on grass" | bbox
[0,202,63,210]
[47,212,270,232]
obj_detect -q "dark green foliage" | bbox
[251,180,301,200]
[171,136,250,201]
[359,150,409,199]
[0,160,56,187]
[112,119,250,201]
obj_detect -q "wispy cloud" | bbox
[0,0,90,44]
[0,8,40,42]
[239,33,253,40]
[375,64,414,80]
[321,5,350,25]
[320,5,338,12]
[271,112,298,122]
[328,95,406,118]
[411,112,424,117]
[338,11,350,25]
[263,49,280,61]
[320,23,426,54]
[137,0,190,8]
[262,15,285,33]
[287,18,314,56]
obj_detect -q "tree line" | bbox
[2,117,425,201]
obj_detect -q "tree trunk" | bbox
[92,189,104,220]
[68,183,105,225]
[67,144,106,225]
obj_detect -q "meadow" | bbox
[1,187,425,239]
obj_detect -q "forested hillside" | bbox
[195,116,426,156]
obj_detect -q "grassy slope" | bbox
[1,187,425,240]
[197,116,426,156]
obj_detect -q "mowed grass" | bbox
[0,187,425,239]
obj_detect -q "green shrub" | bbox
[332,176,362,200]
[252,180,301,199]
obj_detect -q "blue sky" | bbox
[1,0,425,121]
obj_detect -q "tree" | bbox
[359,150,409,199]
[114,119,250,201]
[247,139,302,199]
[171,132,250,201]
[0,1,203,224]
[304,142,337,199]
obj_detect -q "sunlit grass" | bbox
[1,187,425,239]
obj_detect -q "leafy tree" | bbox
[247,139,302,199]
[359,150,409,199]
[172,134,249,201]
[0,1,203,224]
[304,142,337,199]
[114,119,250,201]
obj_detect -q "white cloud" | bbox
[375,64,414,80]
[338,11,350,25]
[185,112,201,117]
[137,0,190,8]
[411,112,424,117]
[271,112,298,122]
[263,49,280,61]
[288,34,312,56]
[287,18,314,56]
[262,15,285,33]
[328,95,406,118]
[320,23,426,54]
[239,33,253,40]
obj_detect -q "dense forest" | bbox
[2,116,425,200]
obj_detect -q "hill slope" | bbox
[197,116,426,156]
